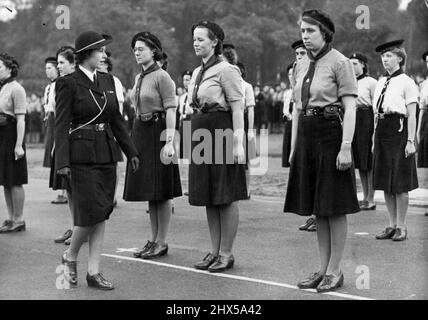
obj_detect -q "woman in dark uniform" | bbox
[188,20,247,272]
[284,10,359,292]
[0,53,27,234]
[349,53,377,211]
[51,46,76,245]
[123,32,182,260]
[56,31,139,290]
[373,40,419,242]
[417,50,428,217]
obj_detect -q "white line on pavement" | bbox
[102,253,374,301]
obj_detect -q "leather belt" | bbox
[137,112,165,122]
[72,123,108,131]
[303,105,342,117]
[357,104,372,110]
[377,113,404,120]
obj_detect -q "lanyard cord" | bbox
[69,89,107,134]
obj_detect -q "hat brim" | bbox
[75,34,113,53]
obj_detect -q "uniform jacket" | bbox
[55,68,138,170]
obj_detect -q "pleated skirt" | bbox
[284,114,360,217]
[0,119,28,187]
[43,112,55,168]
[352,107,374,171]
[417,111,428,167]
[123,118,182,201]
[373,114,418,193]
[189,111,248,206]
[282,119,292,168]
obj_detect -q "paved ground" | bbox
[0,142,427,300]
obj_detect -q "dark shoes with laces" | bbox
[297,271,344,293]
[141,242,168,260]
[0,220,26,233]
[133,240,155,258]
[298,217,316,232]
[376,226,408,241]
[194,253,235,273]
[55,229,73,243]
[86,273,114,290]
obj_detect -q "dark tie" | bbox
[375,76,392,114]
[94,72,99,88]
[300,61,315,111]
[192,55,220,109]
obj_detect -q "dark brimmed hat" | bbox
[223,43,235,50]
[45,57,58,65]
[75,31,113,53]
[375,40,404,53]
[422,50,428,61]
[181,70,192,78]
[191,20,225,42]
[302,9,335,33]
[349,52,368,64]
[291,40,305,50]
[131,31,163,52]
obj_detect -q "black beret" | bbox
[302,9,335,33]
[45,57,58,65]
[223,43,235,50]
[181,70,193,78]
[349,52,368,64]
[191,20,225,42]
[131,31,163,52]
[375,39,404,53]
[422,50,428,61]
[291,40,305,50]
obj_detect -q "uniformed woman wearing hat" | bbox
[284,9,359,292]
[417,50,428,217]
[124,31,182,260]
[56,31,139,290]
[50,46,76,245]
[0,53,27,234]
[187,20,247,272]
[349,53,377,211]
[373,40,419,242]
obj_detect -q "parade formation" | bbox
[0,5,427,299]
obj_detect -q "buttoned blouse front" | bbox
[292,48,357,110]
[0,81,27,117]
[131,68,176,115]
[187,61,244,112]
[420,79,428,110]
[372,74,419,116]
[356,76,377,108]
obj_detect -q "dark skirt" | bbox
[418,111,428,167]
[70,163,116,227]
[0,119,28,187]
[43,112,55,168]
[284,114,360,217]
[189,111,248,206]
[49,149,70,191]
[282,119,292,167]
[373,114,418,193]
[352,107,374,171]
[123,118,182,201]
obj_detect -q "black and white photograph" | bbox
[0,0,427,310]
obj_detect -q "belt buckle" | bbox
[140,113,153,122]
[96,123,105,131]
[153,113,160,122]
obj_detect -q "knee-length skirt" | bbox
[43,112,55,168]
[0,119,28,187]
[373,114,418,193]
[352,107,374,171]
[70,163,116,227]
[189,111,248,206]
[123,117,182,201]
[284,114,360,217]
[282,119,292,168]
[417,111,428,167]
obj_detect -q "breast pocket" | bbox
[69,130,96,164]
